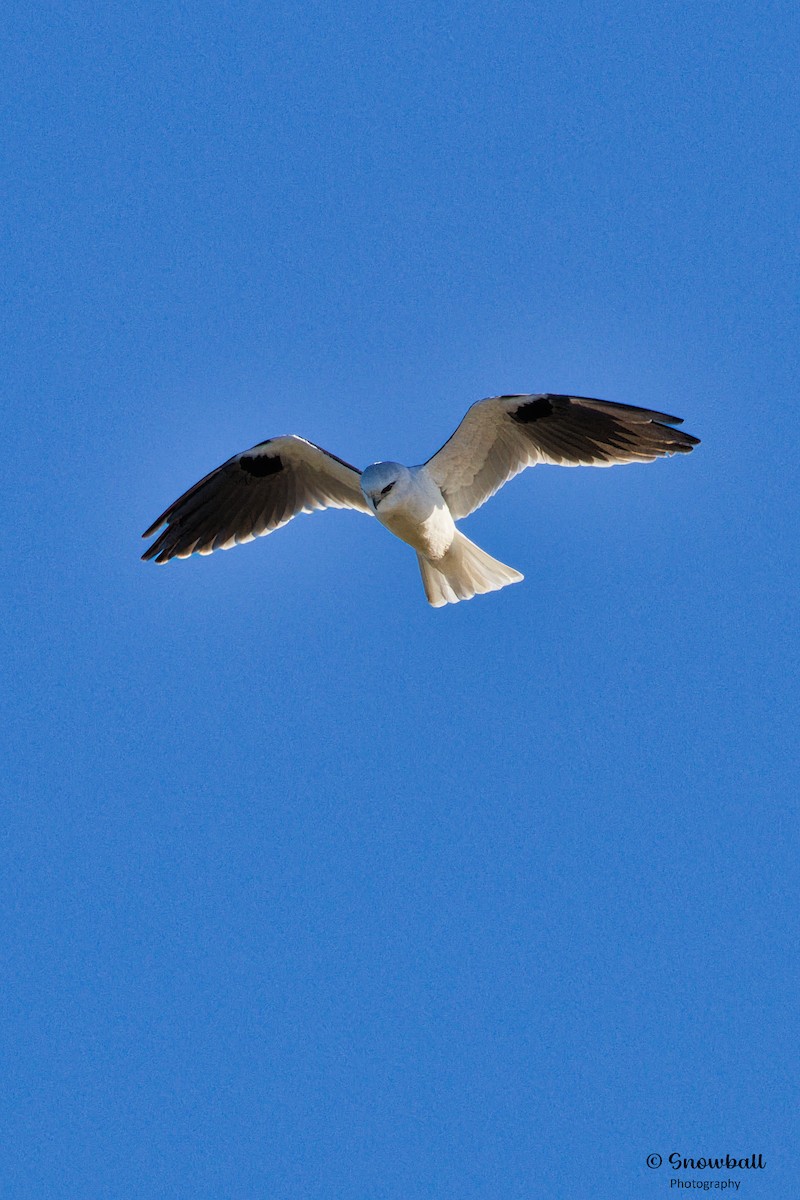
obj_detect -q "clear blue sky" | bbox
[2,2,798,1196]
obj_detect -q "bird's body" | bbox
[142,393,699,606]
[361,463,454,558]
[359,460,524,605]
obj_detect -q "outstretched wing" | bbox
[142,435,372,563]
[425,393,700,520]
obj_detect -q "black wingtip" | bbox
[142,512,169,538]
[668,430,701,450]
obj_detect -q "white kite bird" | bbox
[142,393,699,606]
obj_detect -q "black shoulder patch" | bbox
[511,396,555,424]
[240,453,283,477]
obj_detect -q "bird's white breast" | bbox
[374,467,456,560]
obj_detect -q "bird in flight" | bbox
[142,393,699,606]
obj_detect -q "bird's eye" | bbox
[380,483,394,495]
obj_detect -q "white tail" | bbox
[416,530,523,607]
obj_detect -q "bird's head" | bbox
[361,461,411,512]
